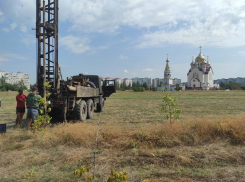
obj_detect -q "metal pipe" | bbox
[47,0,50,82]
[43,0,46,98]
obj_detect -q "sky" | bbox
[0,0,245,84]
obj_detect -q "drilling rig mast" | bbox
[36,0,59,97]
[35,0,116,122]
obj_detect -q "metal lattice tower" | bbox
[36,0,58,97]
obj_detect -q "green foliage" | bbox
[0,76,27,91]
[142,82,148,90]
[23,166,36,180]
[116,82,132,91]
[74,166,94,182]
[32,82,52,132]
[175,84,182,91]
[161,88,182,126]
[107,170,127,182]
[219,81,243,90]
[152,87,157,91]
[133,87,144,92]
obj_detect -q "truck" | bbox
[35,0,115,121]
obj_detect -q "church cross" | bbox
[199,46,202,53]
[167,54,169,59]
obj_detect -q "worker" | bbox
[16,89,26,127]
[26,87,42,131]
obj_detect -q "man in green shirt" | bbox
[26,87,42,131]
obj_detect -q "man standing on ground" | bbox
[26,87,42,131]
[16,89,26,127]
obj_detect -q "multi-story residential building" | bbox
[152,78,160,88]
[214,77,245,85]
[123,78,132,87]
[132,77,151,89]
[173,78,181,85]
[115,78,122,87]
[0,71,30,89]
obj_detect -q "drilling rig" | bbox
[36,0,115,121]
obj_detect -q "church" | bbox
[157,55,176,91]
[187,47,214,90]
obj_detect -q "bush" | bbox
[133,87,144,92]
[152,87,157,91]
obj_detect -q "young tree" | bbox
[161,88,182,127]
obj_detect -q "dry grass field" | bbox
[1,90,245,182]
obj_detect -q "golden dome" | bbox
[195,53,206,62]
[165,62,171,71]
[201,61,207,65]
[165,55,170,71]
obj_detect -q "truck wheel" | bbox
[97,98,104,112]
[74,100,87,121]
[86,99,94,119]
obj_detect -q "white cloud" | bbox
[238,51,245,55]
[10,22,17,30]
[142,68,154,72]
[0,1,36,27]
[60,36,90,54]
[123,69,128,73]
[131,73,136,75]
[1,1,245,48]
[119,55,128,60]
[2,28,9,32]
[0,53,28,65]
[137,1,245,48]
[21,34,35,46]
[20,25,27,32]
[0,9,4,22]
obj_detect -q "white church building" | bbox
[157,56,176,91]
[187,48,214,90]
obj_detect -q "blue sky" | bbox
[0,0,245,84]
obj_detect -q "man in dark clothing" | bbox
[16,89,26,127]
[26,87,42,131]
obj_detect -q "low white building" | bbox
[0,71,30,89]
[179,83,186,91]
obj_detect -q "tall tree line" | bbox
[0,76,27,91]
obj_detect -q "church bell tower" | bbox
[164,54,171,79]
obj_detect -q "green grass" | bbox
[1,90,245,181]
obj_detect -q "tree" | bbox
[19,79,27,90]
[152,87,157,91]
[0,76,6,86]
[219,81,243,90]
[161,88,182,127]
[175,84,181,91]
[142,82,148,90]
